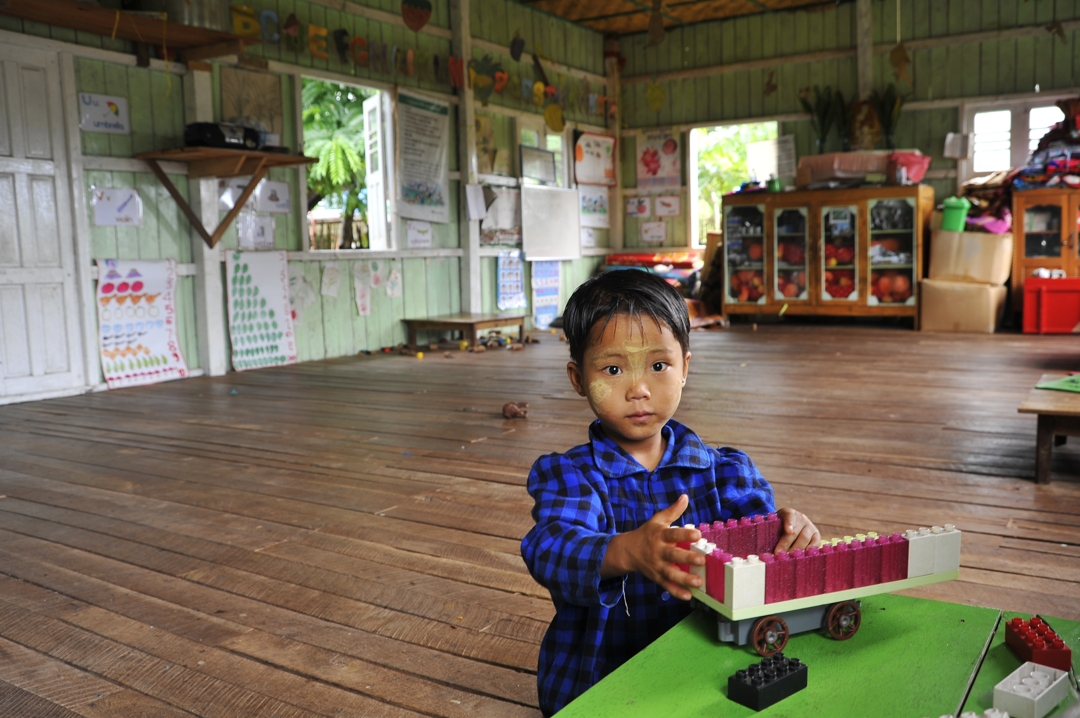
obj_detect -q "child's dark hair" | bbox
[563,269,690,365]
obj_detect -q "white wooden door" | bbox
[0,46,84,401]
[363,94,388,250]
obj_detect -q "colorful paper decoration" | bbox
[545,103,565,132]
[401,0,432,32]
[96,259,188,389]
[469,55,501,105]
[510,31,526,61]
[646,81,666,112]
[574,133,616,186]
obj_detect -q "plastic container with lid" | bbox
[941,196,972,231]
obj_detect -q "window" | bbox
[1029,105,1066,153]
[972,110,1012,173]
[518,117,566,187]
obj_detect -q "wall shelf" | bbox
[0,0,260,62]
[136,147,317,249]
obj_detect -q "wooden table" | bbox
[554,594,1080,717]
[402,312,527,349]
[1018,373,1080,484]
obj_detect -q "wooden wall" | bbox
[618,0,1080,207]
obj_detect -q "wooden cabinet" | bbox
[1011,188,1080,308]
[722,185,934,324]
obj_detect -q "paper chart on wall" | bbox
[386,265,403,298]
[497,251,526,310]
[288,264,318,326]
[353,262,372,317]
[396,90,451,223]
[579,185,610,229]
[92,188,142,227]
[636,129,681,192]
[321,262,341,297]
[480,187,522,246]
[531,260,560,330]
[654,195,681,217]
[626,196,651,218]
[96,259,188,390]
[641,221,667,244]
[406,220,434,248]
[225,251,297,371]
[574,133,616,186]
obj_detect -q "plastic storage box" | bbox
[1023,277,1080,334]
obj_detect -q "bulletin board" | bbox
[521,185,581,261]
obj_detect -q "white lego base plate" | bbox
[690,569,960,621]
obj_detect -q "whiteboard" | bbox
[521,185,581,261]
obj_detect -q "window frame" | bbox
[960,96,1070,185]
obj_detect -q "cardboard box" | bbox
[928,230,1014,286]
[920,279,1007,333]
[795,152,890,187]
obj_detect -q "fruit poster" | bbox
[574,133,616,186]
[96,259,188,390]
[226,251,297,372]
[626,196,651,218]
[396,90,451,223]
[636,129,681,192]
[579,186,610,229]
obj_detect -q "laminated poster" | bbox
[636,129,681,192]
[654,195,681,217]
[531,260,560,330]
[255,180,291,213]
[79,93,130,134]
[237,212,274,250]
[579,186,610,229]
[581,227,597,248]
[96,259,188,389]
[226,251,298,372]
[91,188,142,227]
[497,251,526,310]
[396,90,451,223]
[574,133,616,186]
[407,220,434,248]
[641,221,667,244]
[626,196,651,219]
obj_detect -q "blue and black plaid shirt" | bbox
[521,419,775,716]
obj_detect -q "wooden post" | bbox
[182,68,229,377]
[856,0,873,101]
[605,34,624,251]
[450,0,482,314]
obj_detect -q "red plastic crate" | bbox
[1023,277,1080,334]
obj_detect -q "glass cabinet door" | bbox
[774,208,808,300]
[820,205,858,302]
[725,204,766,305]
[1023,204,1063,258]
[867,198,916,306]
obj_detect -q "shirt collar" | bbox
[589,419,711,478]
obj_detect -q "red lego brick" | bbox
[705,548,731,602]
[1005,616,1073,672]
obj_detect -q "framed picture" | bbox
[520,146,558,184]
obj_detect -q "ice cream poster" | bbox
[636,129,681,192]
[226,251,298,372]
[79,93,130,135]
[96,259,188,390]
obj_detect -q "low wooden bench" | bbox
[1018,373,1080,484]
[403,312,527,349]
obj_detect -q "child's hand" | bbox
[600,494,703,601]
[774,508,820,552]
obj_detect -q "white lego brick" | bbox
[933,523,962,573]
[905,528,936,578]
[690,539,709,580]
[723,555,765,610]
[993,661,1068,718]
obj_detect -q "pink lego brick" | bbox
[890,533,908,581]
[1005,617,1073,672]
[851,539,870,587]
[676,523,695,573]
[805,546,825,596]
[821,543,842,593]
[705,548,731,602]
[835,541,853,590]
[761,553,779,604]
[864,537,883,585]
[711,521,729,553]
[733,516,755,558]
[775,551,795,602]
[764,512,782,554]
[752,514,767,554]
[792,549,808,598]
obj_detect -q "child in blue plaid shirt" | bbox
[520,270,820,716]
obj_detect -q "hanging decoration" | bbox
[647,0,665,47]
[890,43,911,84]
[510,30,526,61]
[544,103,565,132]
[468,55,501,105]
[646,81,666,112]
[401,0,432,32]
[763,70,778,97]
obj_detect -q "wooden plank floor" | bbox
[1,324,1078,717]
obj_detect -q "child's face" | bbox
[567,313,690,452]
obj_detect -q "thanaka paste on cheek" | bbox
[589,379,612,404]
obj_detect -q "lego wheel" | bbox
[751,615,789,657]
[825,601,861,640]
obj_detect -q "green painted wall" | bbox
[74,57,200,380]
